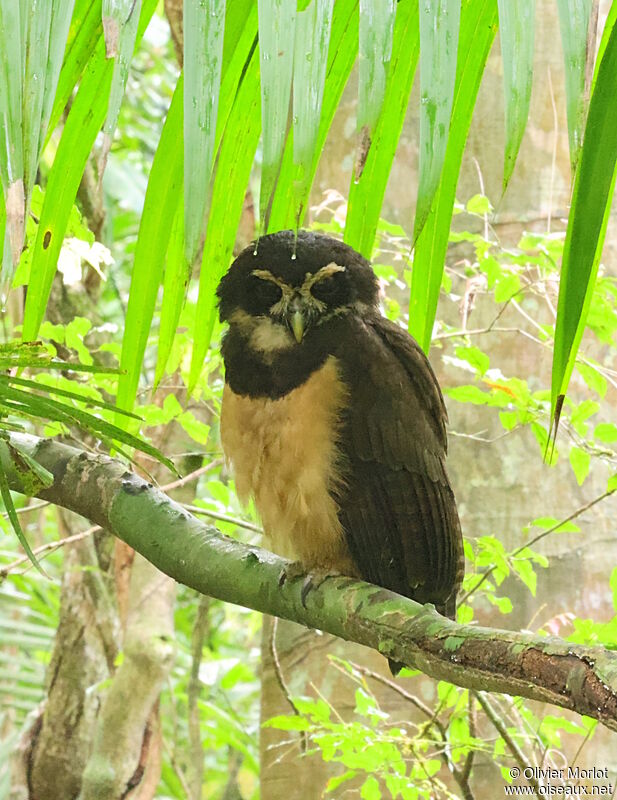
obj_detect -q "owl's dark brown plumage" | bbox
[217,230,463,667]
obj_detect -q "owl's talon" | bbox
[301,576,313,607]
[301,570,342,607]
[278,560,308,587]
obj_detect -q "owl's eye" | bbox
[310,275,343,305]
[252,276,282,309]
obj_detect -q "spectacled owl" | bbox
[217,230,463,667]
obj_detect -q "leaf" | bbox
[360,776,381,800]
[576,361,607,398]
[466,193,493,215]
[569,445,591,485]
[413,0,460,241]
[356,0,396,174]
[269,0,358,231]
[292,0,334,223]
[263,714,312,731]
[497,0,536,190]
[189,51,262,391]
[454,345,490,376]
[326,770,357,793]
[154,198,189,387]
[46,0,105,146]
[0,440,47,577]
[0,0,25,271]
[409,0,498,352]
[183,0,226,264]
[345,0,419,256]
[22,0,54,199]
[551,13,617,425]
[258,0,296,230]
[556,0,593,173]
[511,557,537,596]
[100,0,142,174]
[117,75,183,412]
[22,0,158,343]
[594,423,617,443]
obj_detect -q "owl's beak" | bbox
[285,297,307,343]
[290,310,304,343]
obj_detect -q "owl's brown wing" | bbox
[333,315,463,616]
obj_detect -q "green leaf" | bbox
[446,385,490,405]
[409,0,498,352]
[361,776,381,800]
[40,0,78,150]
[101,0,142,170]
[551,11,617,422]
[258,0,296,229]
[356,0,396,168]
[0,0,25,271]
[183,0,226,264]
[22,0,54,199]
[117,75,183,412]
[455,345,490,376]
[263,714,312,731]
[345,0,419,256]
[569,445,591,485]
[413,0,460,241]
[497,0,536,189]
[576,361,608,397]
[594,423,617,443]
[22,0,157,342]
[189,51,261,391]
[466,193,493,215]
[556,0,593,173]
[46,0,105,146]
[0,440,47,576]
[326,770,357,793]
[529,516,580,534]
[269,0,358,231]
[291,0,334,223]
[155,198,189,387]
[512,557,537,596]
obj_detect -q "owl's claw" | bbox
[300,570,342,608]
[278,563,342,608]
[278,560,306,587]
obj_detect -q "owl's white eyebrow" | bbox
[302,262,346,291]
[251,269,293,292]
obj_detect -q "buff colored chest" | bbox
[220,357,357,573]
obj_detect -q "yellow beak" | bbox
[290,310,304,343]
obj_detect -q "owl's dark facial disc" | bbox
[217,231,379,348]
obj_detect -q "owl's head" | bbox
[217,231,378,347]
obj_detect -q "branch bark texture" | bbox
[5,434,617,732]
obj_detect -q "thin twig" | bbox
[188,596,210,800]
[1,499,49,518]
[160,459,224,493]
[182,504,262,533]
[475,691,540,796]
[269,617,307,753]
[458,489,615,607]
[0,524,101,578]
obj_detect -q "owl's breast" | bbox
[220,356,356,573]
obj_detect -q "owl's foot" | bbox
[278,562,343,608]
[277,560,307,587]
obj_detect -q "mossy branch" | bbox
[3,433,617,731]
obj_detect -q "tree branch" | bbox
[4,433,617,731]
